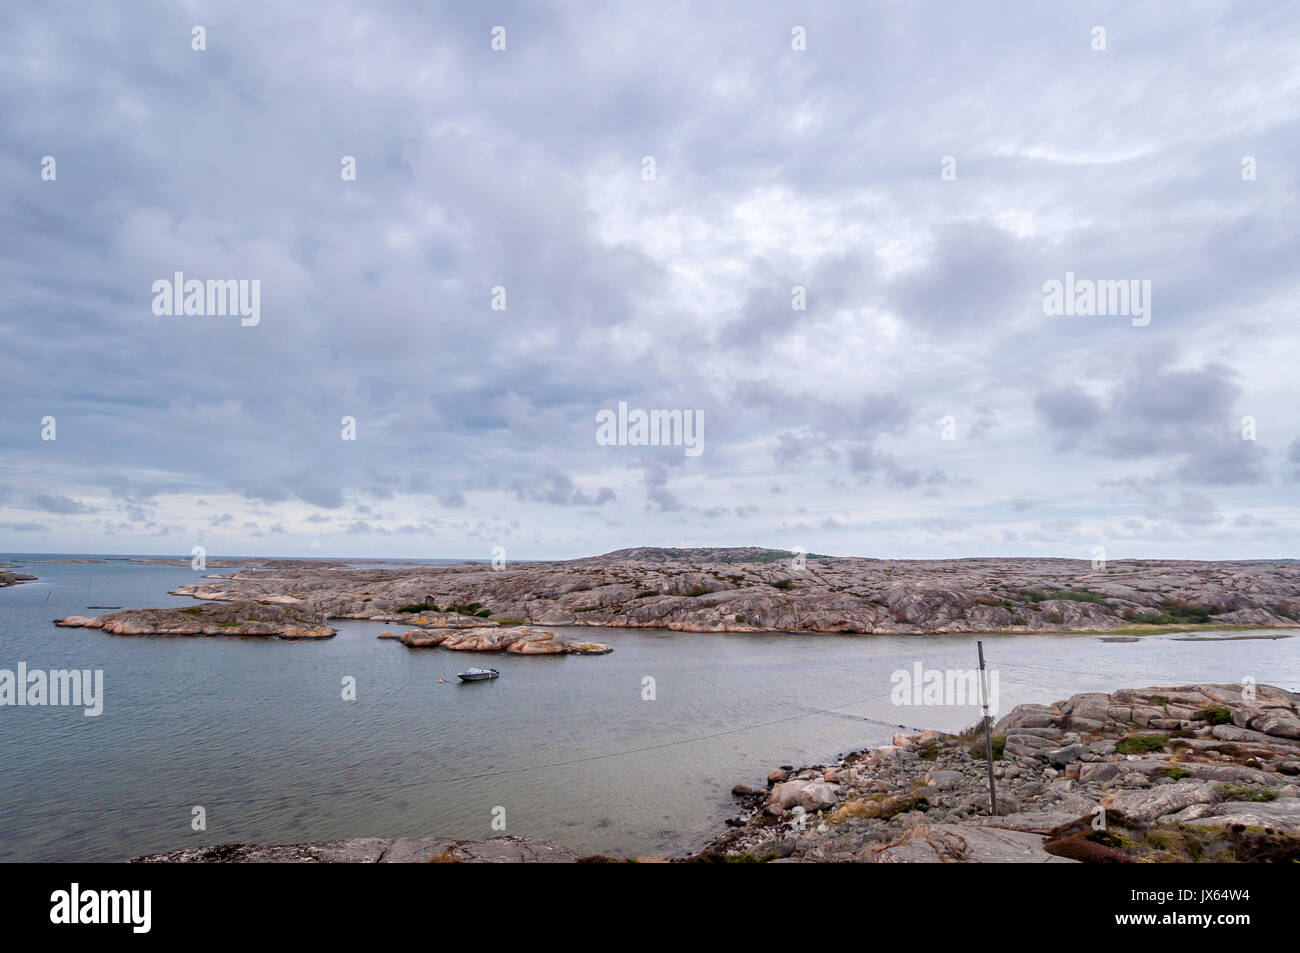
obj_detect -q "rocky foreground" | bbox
[167,548,1300,634]
[699,683,1300,862]
[55,602,336,639]
[0,570,36,588]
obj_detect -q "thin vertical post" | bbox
[977,640,997,815]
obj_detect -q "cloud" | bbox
[1032,360,1269,486]
[1034,385,1104,437]
[28,494,97,514]
[0,2,1296,559]
[512,471,614,507]
[642,464,683,512]
[888,224,1037,334]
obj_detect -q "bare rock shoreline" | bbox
[699,683,1300,863]
[164,548,1300,635]
[38,548,1300,637]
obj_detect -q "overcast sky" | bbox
[2,1,1298,560]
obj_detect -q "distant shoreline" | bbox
[22,547,1299,637]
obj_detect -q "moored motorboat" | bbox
[457,668,500,682]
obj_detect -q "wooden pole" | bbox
[977,640,997,815]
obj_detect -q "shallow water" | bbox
[1,556,1296,861]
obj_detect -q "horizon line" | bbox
[2,549,1296,564]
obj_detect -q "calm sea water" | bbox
[1,555,1297,861]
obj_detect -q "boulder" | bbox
[1004,733,1059,759]
[798,782,841,812]
[1104,780,1218,823]
[967,811,1085,834]
[1048,744,1087,768]
[399,630,448,647]
[868,745,913,763]
[867,824,1077,863]
[1181,799,1300,835]
[769,780,810,810]
[922,770,966,791]
[1251,709,1300,740]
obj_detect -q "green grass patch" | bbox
[1214,784,1278,803]
[1201,706,1232,726]
[968,736,1006,760]
[1116,734,1168,755]
[1135,601,1222,625]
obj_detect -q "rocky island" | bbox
[0,569,37,588]
[379,626,612,655]
[163,548,1300,634]
[55,601,336,639]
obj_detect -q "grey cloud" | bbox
[29,494,97,514]
[0,2,1296,559]
[888,224,1037,333]
[642,464,683,512]
[1034,361,1266,486]
[512,472,614,507]
[1034,385,1104,436]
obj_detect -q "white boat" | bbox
[457,668,500,682]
